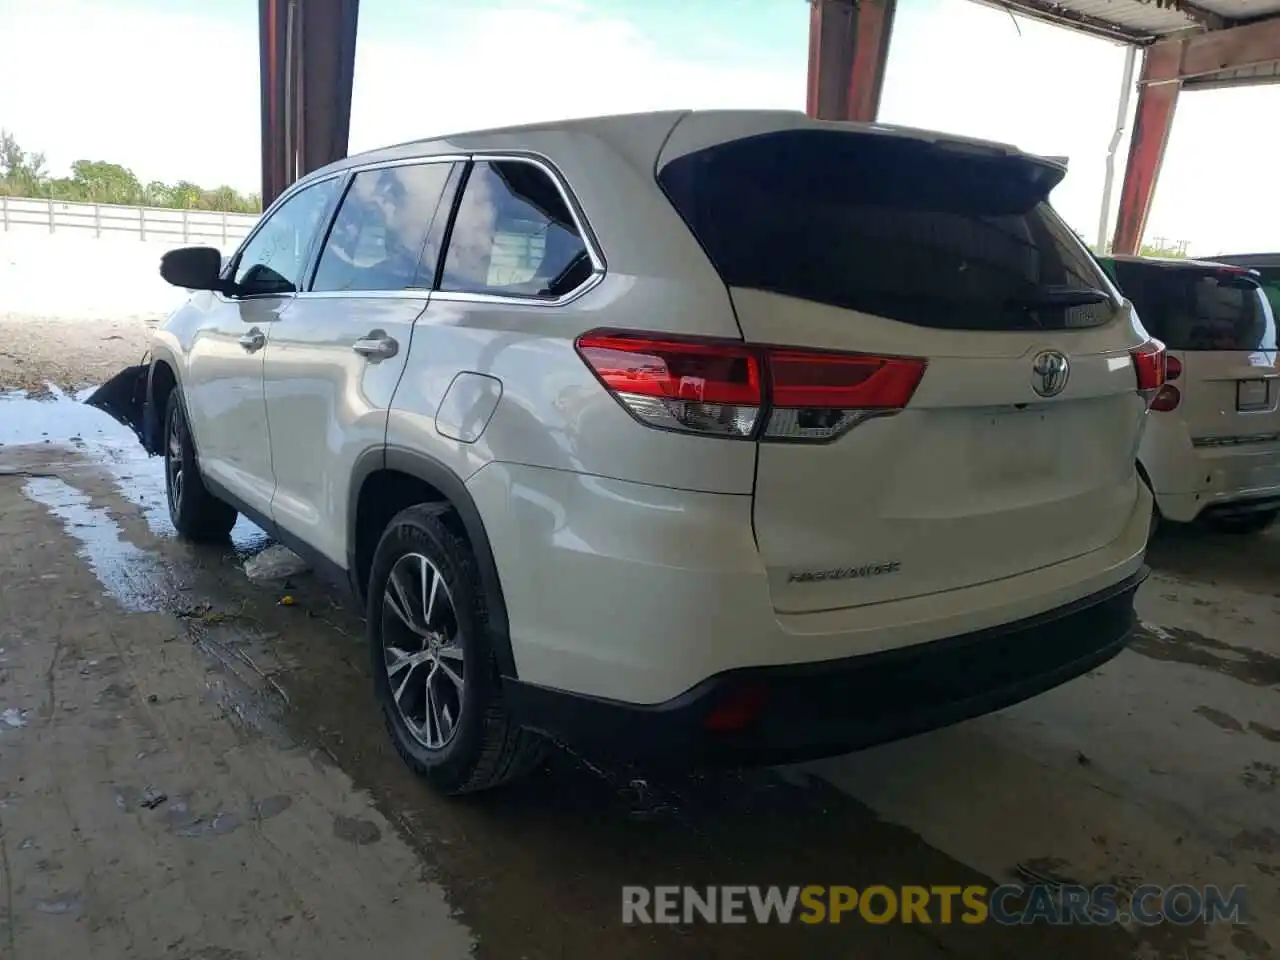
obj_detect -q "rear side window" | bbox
[658,130,1114,331]
[440,160,593,299]
[1109,261,1277,352]
[311,162,459,293]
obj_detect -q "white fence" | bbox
[0,195,259,247]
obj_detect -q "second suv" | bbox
[144,110,1158,792]
[1100,255,1280,534]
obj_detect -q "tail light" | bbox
[1149,353,1182,410]
[1131,339,1167,406]
[1151,385,1181,411]
[575,331,927,443]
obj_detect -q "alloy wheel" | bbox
[380,552,465,749]
[166,410,185,515]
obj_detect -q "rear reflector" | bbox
[1131,339,1167,396]
[703,682,769,733]
[1165,355,1182,381]
[575,330,926,443]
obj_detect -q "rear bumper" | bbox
[1141,416,1280,522]
[506,567,1147,764]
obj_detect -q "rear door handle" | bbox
[352,331,399,363]
[239,327,266,352]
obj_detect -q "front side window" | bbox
[233,177,340,295]
[440,160,593,299]
[311,162,459,293]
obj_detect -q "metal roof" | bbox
[986,0,1280,43]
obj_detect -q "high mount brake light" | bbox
[575,331,927,442]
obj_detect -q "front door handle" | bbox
[239,327,266,352]
[352,331,399,363]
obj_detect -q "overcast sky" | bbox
[0,0,1274,254]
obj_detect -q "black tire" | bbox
[367,504,547,794]
[164,390,237,542]
[1204,509,1278,535]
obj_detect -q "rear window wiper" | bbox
[1005,286,1110,308]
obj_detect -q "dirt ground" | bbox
[0,228,200,393]
[0,320,1277,959]
[0,311,158,392]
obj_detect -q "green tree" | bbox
[143,180,175,207]
[0,130,261,213]
[69,159,143,205]
[0,129,49,196]
[169,180,203,209]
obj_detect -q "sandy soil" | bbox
[0,311,160,393]
[0,228,211,392]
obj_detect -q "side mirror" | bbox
[160,246,228,293]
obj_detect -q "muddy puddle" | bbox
[0,383,266,551]
[1132,620,1280,688]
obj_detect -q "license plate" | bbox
[972,410,1059,485]
[1237,379,1271,411]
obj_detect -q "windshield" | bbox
[657,129,1114,331]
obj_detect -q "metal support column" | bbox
[1112,42,1181,256]
[1111,15,1280,254]
[806,0,898,123]
[1096,44,1137,253]
[259,0,360,208]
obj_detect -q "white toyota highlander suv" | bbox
[142,110,1161,793]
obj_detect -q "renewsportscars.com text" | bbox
[622,884,1248,926]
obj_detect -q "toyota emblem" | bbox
[1031,350,1070,398]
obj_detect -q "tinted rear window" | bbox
[1253,267,1280,322]
[657,129,1114,331]
[1107,261,1277,352]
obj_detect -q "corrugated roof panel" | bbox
[998,0,1280,40]
[1054,0,1200,34]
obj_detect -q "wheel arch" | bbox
[1135,457,1163,514]
[350,446,517,679]
[145,346,184,456]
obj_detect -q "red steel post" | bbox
[806,0,898,123]
[259,0,360,208]
[1112,16,1280,254]
[1112,41,1182,256]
